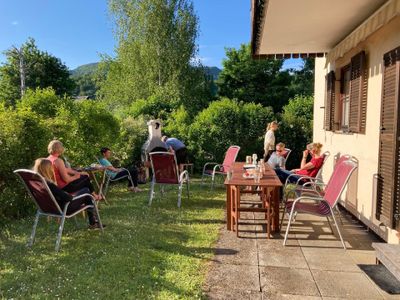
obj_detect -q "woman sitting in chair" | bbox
[274,142,324,184]
[33,158,103,229]
[99,147,142,192]
[47,140,102,200]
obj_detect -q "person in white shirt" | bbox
[264,121,278,160]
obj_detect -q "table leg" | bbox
[271,186,280,232]
[226,184,232,230]
[99,170,108,204]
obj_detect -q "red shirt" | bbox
[296,156,324,177]
[47,154,68,188]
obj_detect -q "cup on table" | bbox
[254,166,261,183]
[246,156,252,164]
[252,153,258,164]
[227,170,233,181]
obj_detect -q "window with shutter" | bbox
[324,71,335,131]
[376,46,400,230]
[349,51,368,133]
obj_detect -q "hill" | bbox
[71,62,221,79]
[70,62,99,78]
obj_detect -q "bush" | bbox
[0,104,51,222]
[0,89,121,222]
[188,98,273,168]
[276,95,313,169]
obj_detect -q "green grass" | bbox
[0,179,225,299]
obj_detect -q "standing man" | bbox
[161,136,188,172]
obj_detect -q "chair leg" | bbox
[28,211,40,247]
[55,215,66,252]
[149,181,155,206]
[186,181,190,201]
[279,207,286,233]
[93,204,104,232]
[326,216,334,233]
[283,206,296,246]
[336,206,343,225]
[330,208,346,250]
[177,183,183,208]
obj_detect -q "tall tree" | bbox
[289,58,315,97]
[0,38,75,106]
[99,0,204,113]
[216,44,293,113]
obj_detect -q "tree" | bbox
[289,58,315,97]
[99,0,207,115]
[216,44,293,113]
[0,38,75,106]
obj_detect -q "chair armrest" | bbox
[179,170,189,183]
[202,162,219,174]
[72,193,96,205]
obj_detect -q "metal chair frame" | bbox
[14,169,103,252]
[281,159,358,250]
[149,152,190,208]
[201,145,240,189]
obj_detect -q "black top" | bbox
[47,181,72,207]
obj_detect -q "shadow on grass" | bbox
[0,181,226,299]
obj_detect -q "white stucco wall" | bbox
[313,16,400,243]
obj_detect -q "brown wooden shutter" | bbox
[324,71,335,131]
[376,46,400,229]
[349,51,368,133]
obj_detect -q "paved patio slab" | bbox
[204,200,394,299]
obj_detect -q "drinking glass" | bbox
[246,156,252,164]
[252,153,258,165]
[254,167,261,183]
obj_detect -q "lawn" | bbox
[0,178,225,299]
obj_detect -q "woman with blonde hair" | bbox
[47,140,101,200]
[33,158,102,229]
[274,142,325,184]
[264,121,278,160]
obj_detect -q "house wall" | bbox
[313,16,400,243]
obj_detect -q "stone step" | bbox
[372,242,400,281]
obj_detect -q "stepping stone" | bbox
[372,242,400,281]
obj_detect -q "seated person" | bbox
[33,158,104,229]
[99,147,142,192]
[161,136,188,172]
[274,142,324,184]
[267,142,287,169]
[47,140,102,200]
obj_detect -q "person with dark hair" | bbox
[98,147,142,192]
[161,136,188,172]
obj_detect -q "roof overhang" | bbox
[251,0,389,59]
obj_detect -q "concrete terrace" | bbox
[204,194,399,300]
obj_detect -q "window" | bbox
[340,66,351,130]
[324,51,368,133]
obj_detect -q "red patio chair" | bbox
[14,169,103,252]
[282,151,330,203]
[201,145,240,189]
[149,152,189,207]
[281,158,358,249]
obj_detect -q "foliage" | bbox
[216,44,293,113]
[0,38,75,106]
[276,95,314,169]
[289,58,315,97]
[99,0,210,116]
[72,73,98,98]
[70,62,99,77]
[113,116,148,165]
[0,104,51,220]
[0,180,224,299]
[0,89,120,221]
[188,98,274,168]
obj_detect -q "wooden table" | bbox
[224,162,282,237]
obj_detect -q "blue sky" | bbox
[0,0,301,70]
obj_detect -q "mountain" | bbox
[204,66,221,80]
[71,62,221,79]
[70,63,99,78]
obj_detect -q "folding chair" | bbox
[96,156,134,196]
[281,159,358,249]
[149,152,190,208]
[202,145,240,189]
[14,169,103,252]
